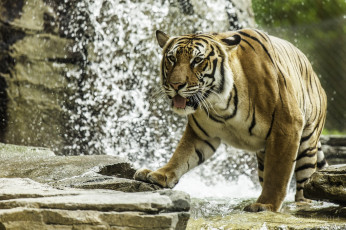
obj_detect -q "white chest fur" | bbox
[189,109,266,152]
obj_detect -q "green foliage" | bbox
[252,0,346,26]
[322,129,346,135]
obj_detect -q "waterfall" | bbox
[62,0,258,196]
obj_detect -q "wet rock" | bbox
[304,164,346,206]
[0,0,79,153]
[0,178,190,229]
[320,135,346,165]
[0,142,55,158]
[57,176,162,192]
[0,143,190,229]
[294,205,346,219]
[188,210,346,230]
[189,197,346,229]
[0,142,160,192]
[0,148,125,184]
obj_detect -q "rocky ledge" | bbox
[0,143,190,229]
[304,164,346,206]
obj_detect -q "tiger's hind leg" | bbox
[295,138,327,202]
[317,141,328,170]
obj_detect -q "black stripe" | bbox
[249,109,256,135]
[222,91,233,111]
[296,186,304,191]
[296,147,316,161]
[217,59,225,93]
[295,163,316,172]
[203,58,218,79]
[195,42,204,47]
[259,176,263,182]
[196,149,204,165]
[204,140,216,152]
[242,38,256,52]
[192,115,209,137]
[318,147,322,151]
[317,158,327,169]
[265,110,275,140]
[254,29,268,41]
[300,126,318,144]
[296,178,309,184]
[206,46,215,60]
[223,85,238,120]
[258,162,264,171]
[202,62,209,72]
[238,31,274,65]
[204,108,224,123]
[191,37,210,44]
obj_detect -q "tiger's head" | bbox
[156,30,241,116]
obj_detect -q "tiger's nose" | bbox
[170,82,187,91]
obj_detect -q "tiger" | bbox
[134,28,328,212]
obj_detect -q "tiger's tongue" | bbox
[173,95,187,109]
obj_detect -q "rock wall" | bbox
[0,0,82,153]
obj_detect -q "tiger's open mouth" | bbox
[172,94,199,109]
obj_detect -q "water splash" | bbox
[62,0,257,197]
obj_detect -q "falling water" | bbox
[61,0,264,213]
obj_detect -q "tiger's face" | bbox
[162,37,214,116]
[156,31,239,116]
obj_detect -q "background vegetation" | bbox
[252,0,346,133]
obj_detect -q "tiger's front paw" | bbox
[244,203,274,212]
[134,168,178,188]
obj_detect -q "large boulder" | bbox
[304,164,346,206]
[0,143,190,229]
[0,142,160,192]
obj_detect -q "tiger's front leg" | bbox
[134,123,220,188]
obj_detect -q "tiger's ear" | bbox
[221,34,241,47]
[156,30,170,48]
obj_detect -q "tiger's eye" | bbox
[167,55,176,63]
[194,57,203,64]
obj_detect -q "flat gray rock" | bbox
[0,178,190,229]
[0,144,160,192]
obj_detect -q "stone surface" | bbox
[57,176,162,192]
[0,178,190,229]
[0,143,189,228]
[0,142,161,192]
[0,142,55,158]
[320,135,346,165]
[187,211,346,230]
[188,197,346,229]
[0,0,80,153]
[304,164,346,205]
